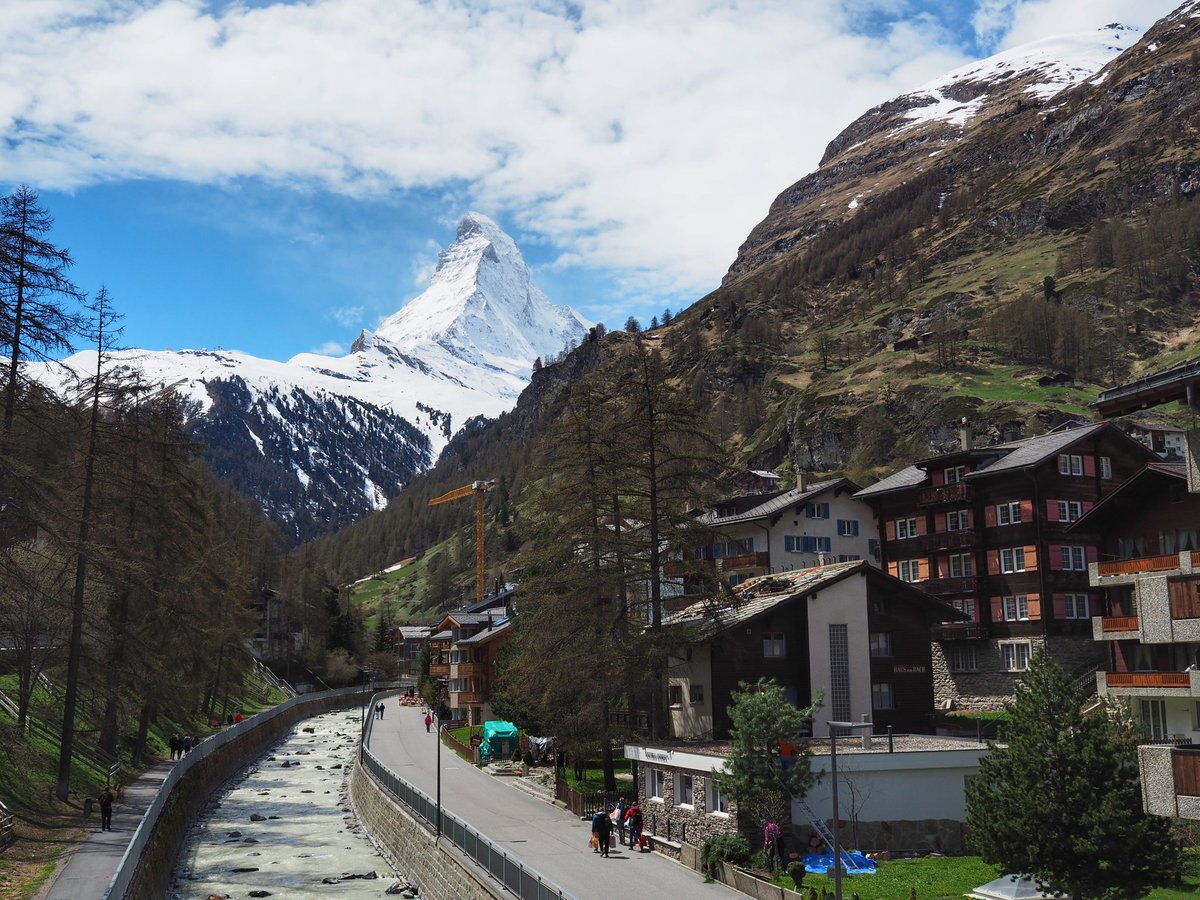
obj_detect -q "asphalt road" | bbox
[366,703,741,900]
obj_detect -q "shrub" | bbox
[787,860,806,890]
[700,833,751,879]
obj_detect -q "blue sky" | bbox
[0,0,1180,362]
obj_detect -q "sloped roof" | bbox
[853,465,926,498]
[1068,461,1186,531]
[397,626,433,640]
[704,478,854,526]
[458,618,512,644]
[966,424,1106,476]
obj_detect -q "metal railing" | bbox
[360,703,574,900]
[0,799,14,853]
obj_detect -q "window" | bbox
[871,682,894,710]
[951,597,977,620]
[837,554,861,562]
[784,535,800,552]
[449,678,468,692]
[837,519,860,537]
[669,684,683,707]
[1056,500,1083,522]
[869,632,893,657]
[806,502,830,519]
[689,684,705,704]
[1058,454,1084,476]
[1060,546,1087,571]
[946,509,969,531]
[1063,593,1090,619]
[728,573,744,588]
[647,768,665,800]
[1001,641,1032,672]
[1003,595,1029,621]
[949,552,973,578]
[786,535,830,553]
[996,501,1021,525]
[763,632,786,658]
[944,465,966,484]
[868,538,879,558]
[896,518,918,539]
[947,645,978,672]
[897,559,922,583]
[1000,547,1027,573]
[1100,456,1113,480]
[675,772,694,807]
[706,780,729,815]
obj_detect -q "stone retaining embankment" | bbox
[109,687,365,900]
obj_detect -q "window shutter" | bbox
[1086,546,1099,565]
[1020,499,1035,522]
[965,509,973,528]
[931,470,944,487]
[885,520,896,541]
[989,597,1004,621]
[1024,545,1039,572]
[1048,543,1062,571]
[1083,455,1096,477]
[1081,500,1094,514]
[937,554,950,578]
[935,512,946,532]
[1026,594,1042,620]
[918,559,931,580]
[1052,594,1067,619]
[887,561,899,578]
[984,506,997,528]
[987,550,1000,575]
[1046,499,1060,522]
[915,517,927,536]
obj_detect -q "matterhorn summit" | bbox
[31,214,589,542]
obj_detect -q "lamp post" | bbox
[434,680,446,842]
[826,719,873,900]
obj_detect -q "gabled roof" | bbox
[1068,461,1187,532]
[397,626,433,641]
[703,477,858,527]
[1094,354,1200,417]
[458,618,512,644]
[964,424,1106,477]
[853,465,926,498]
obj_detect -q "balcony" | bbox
[429,662,450,678]
[918,575,979,596]
[912,531,976,554]
[718,552,770,572]
[451,662,487,678]
[931,622,987,641]
[450,690,486,706]
[1098,670,1200,698]
[1140,745,1200,819]
[917,483,972,506]
[1091,579,1200,645]
[1094,551,1200,582]
[1101,615,1140,633]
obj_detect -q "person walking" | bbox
[595,806,614,857]
[424,713,433,733]
[624,803,643,850]
[98,786,114,831]
[613,797,629,846]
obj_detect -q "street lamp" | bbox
[434,679,446,842]
[826,719,873,900]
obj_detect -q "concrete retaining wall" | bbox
[350,760,503,900]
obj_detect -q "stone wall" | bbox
[350,760,503,900]
[932,634,1104,710]
[795,817,968,855]
[638,766,741,857]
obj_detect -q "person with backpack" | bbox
[624,803,643,850]
[594,807,613,857]
[613,797,629,846]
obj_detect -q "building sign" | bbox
[893,664,926,674]
[644,749,672,762]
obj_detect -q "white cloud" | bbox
[985,0,1177,50]
[0,0,1170,294]
[328,305,364,327]
[309,340,345,356]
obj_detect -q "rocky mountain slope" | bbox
[35,213,588,542]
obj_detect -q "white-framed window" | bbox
[946,509,969,531]
[806,502,830,519]
[1058,453,1084,476]
[946,645,978,672]
[871,682,894,710]
[996,501,1022,525]
[1003,595,1029,621]
[837,519,860,537]
[1000,547,1027,573]
[949,552,973,578]
[837,554,861,562]
[896,518,918,539]
[1063,593,1090,619]
[952,597,977,620]
[669,684,684,707]
[944,465,966,484]
[706,779,729,815]
[675,772,695,807]
[647,767,665,801]
[1100,456,1113,480]
[763,632,786,658]
[449,678,468,693]
[1001,641,1032,672]
[869,632,892,657]
[1060,546,1087,571]
[897,559,921,583]
[1057,500,1083,522]
[690,684,705,704]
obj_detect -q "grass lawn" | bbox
[564,760,633,793]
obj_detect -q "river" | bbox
[171,707,411,898]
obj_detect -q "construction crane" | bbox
[428,480,496,603]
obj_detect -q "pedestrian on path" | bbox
[595,807,613,857]
[377,702,385,720]
[613,797,628,846]
[624,803,643,850]
[98,786,114,831]
[424,713,432,733]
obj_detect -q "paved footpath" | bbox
[42,759,175,900]
[367,704,741,900]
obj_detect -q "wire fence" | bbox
[0,799,14,853]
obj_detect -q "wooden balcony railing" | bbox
[451,690,486,705]
[1174,747,1200,797]
[719,552,770,571]
[917,483,972,506]
[451,662,487,677]
[913,531,976,554]
[918,576,979,596]
[1101,616,1140,632]
[931,622,987,641]
[429,662,450,678]
[1105,672,1191,688]
[1097,553,1186,577]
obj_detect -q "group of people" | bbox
[590,798,643,858]
[168,733,199,759]
[375,701,387,719]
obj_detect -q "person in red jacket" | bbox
[624,804,643,850]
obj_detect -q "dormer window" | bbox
[944,465,966,484]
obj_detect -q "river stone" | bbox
[249,892,271,898]
[231,866,259,873]
[250,814,266,821]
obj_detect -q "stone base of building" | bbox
[932,634,1105,710]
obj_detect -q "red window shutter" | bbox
[915,517,927,536]
[887,561,899,578]
[1048,544,1062,571]
[1020,499,1035,522]
[1052,594,1067,619]
[989,597,1004,621]
[1083,455,1096,477]
[1046,499,1059,522]
[918,559,931,580]
[987,550,1000,575]
[934,512,946,532]
[885,520,896,541]
[1081,500,1094,514]
[1024,545,1039,572]
[931,470,944,487]
[984,506,997,528]
[1026,595,1042,620]
[1086,546,1099,565]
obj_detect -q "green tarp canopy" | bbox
[480,720,520,759]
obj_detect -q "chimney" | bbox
[796,471,808,492]
[959,417,973,452]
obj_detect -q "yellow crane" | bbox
[428,480,496,603]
